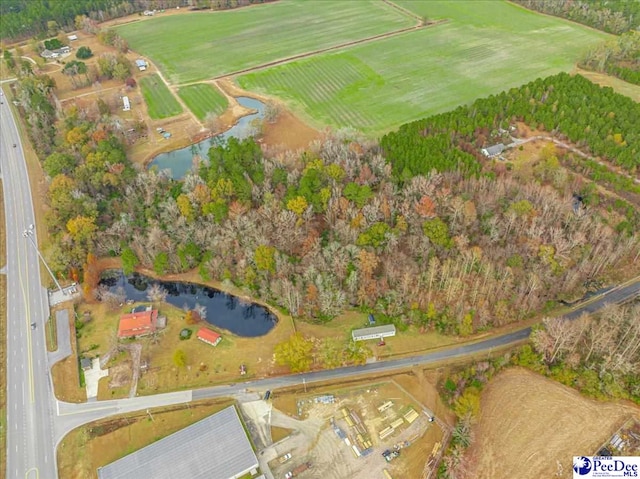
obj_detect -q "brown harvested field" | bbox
[51,308,87,403]
[465,368,640,479]
[57,397,234,479]
[261,106,321,152]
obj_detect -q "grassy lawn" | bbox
[139,74,182,119]
[115,0,414,84]
[177,83,228,120]
[0,182,4,270]
[76,298,295,399]
[574,67,640,103]
[51,310,87,403]
[57,398,234,479]
[46,313,57,351]
[238,0,608,135]
[0,276,6,477]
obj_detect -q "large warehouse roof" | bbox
[97,405,258,479]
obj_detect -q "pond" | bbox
[148,96,266,179]
[100,270,277,337]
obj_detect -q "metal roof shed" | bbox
[352,324,396,341]
[97,406,258,479]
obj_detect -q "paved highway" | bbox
[1,95,58,478]
[2,85,639,478]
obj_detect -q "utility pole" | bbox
[23,225,64,295]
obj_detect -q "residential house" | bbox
[117,309,158,338]
[481,143,506,158]
[135,59,148,71]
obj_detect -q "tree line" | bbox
[0,0,279,43]
[382,72,640,176]
[513,0,640,34]
[580,31,640,86]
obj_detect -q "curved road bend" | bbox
[1,96,58,478]
[3,85,640,477]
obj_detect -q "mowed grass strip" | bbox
[115,0,414,84]
[238,0,608,134]
[178,83,228,120]
[0,275,6,477]
[139,74,182,119]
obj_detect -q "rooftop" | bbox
[352,324,396,340]
[197,327,221,346]
[97,406,258,479]
[117,309,157,338]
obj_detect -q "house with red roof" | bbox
[197,328,222,347]
[117,309,159,339]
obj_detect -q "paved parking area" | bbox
[85,358,109,399]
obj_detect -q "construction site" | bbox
[239,375,450,479]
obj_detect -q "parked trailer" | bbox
[285,461,312,478]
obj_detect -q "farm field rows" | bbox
[139,74,183,119]
[115,0,414,84]
[177,83,228,120]
[238,0,608,134]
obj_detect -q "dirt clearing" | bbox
[464,368,640,479]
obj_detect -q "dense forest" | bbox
[513,0,640,34]
[580,31,640,86]
[15,72,630,337]
[381,72,640,177]
[0,0,273,42]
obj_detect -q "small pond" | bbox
[100,270,276,337]
[148,96,266,179]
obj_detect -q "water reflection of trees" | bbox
[100,270,275,336]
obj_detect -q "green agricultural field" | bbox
[177,83,228,120]
[139,74,183,119]
[115,0,414,84]
[238,1,608,134]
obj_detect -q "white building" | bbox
[352,324,396,341]
[122,96,131,111]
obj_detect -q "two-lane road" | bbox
[1,95,57,479]
[2,85,640,479]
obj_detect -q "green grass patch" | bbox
[0,276,6,476]
[177,83,228,120]
[139,74,182,119]
[238,0,608,134]
[46,315,57,352]
[115,0,414,84]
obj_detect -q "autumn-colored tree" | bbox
[173,349,186,368]
[254,245,276,273]
[286,196,308,216]
[82,253,99,302]
[67,215,97,244]
[176,194,194,222]
[274,333,314,372]
[415,195,436,217]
